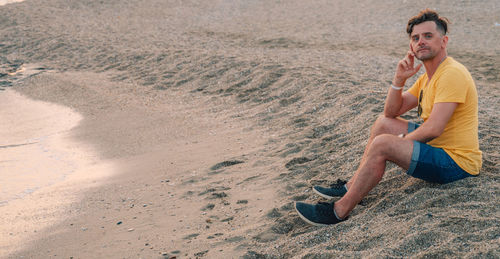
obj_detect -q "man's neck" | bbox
[424,52,448,80]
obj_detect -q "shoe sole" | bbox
[312,187,336,199]
[294,203,330,227]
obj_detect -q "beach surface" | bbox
[1,0,499,258]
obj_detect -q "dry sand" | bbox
[1,0,499,258]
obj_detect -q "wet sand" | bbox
[0,87,118,256]
[0,88,83,205]
[1,0,499,258]
[0,0,24,6]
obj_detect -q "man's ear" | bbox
[441,35,449,49]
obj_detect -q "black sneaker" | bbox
[295,201,345,226]
[312,179,348,199]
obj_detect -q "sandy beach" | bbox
[1,0,499,258]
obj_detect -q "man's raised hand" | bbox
[393,51,423,87]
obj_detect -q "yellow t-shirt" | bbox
[408,57,482,175]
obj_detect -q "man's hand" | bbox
[393,51,423,86]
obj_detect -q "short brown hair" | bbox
[407,9,450,36]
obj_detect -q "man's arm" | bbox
[384,91,418,118]
[405,102,458,143]
[385,51,422,118]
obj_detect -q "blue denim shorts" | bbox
[406,122,474,184]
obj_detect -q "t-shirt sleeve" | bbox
[407,75,423,98]
[434,68,468,104]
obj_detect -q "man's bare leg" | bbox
[335,130,414,218]
[345,115,410,189]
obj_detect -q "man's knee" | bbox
[370,133,413,167]
[371,115,393,135]
[371,115,407,136]
[370,134,393,152]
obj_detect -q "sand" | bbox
[0,87,119,257]
[0,87,82,205]
[1,0,499,258]
[0,0,24,6]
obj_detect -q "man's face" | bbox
[409,21,447,61]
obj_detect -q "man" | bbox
[295,9,482,226]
